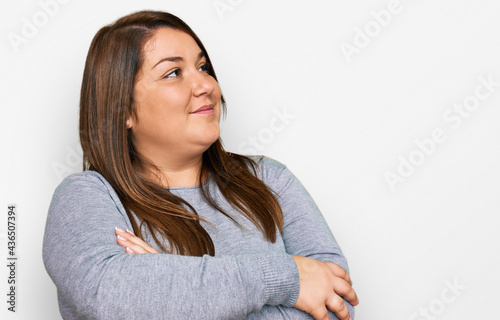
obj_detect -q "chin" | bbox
[207,132,220,146]
[196,128,220,149]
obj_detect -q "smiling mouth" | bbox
[190,105,214,114]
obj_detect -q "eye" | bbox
[198,62,210,73]
[164,68,180,79]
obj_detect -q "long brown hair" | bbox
[79,10,283,256]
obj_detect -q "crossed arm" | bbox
[116,227,357,320]
[43,160,358,320]
[113,159,358,320]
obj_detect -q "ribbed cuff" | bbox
[258,252,300,307]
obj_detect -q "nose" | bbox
[191,71,215,98]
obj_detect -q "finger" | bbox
[114,228,133,247]
[125,235,158,254]
[115,227,158,254]
[116,235,151,254]
[331,277,359,306]
[326,293,351,320]
[115,227,151,250]
[115,233,140,252]
[309,306,330,320]
[115,227,129,237]
[326,263,352,285]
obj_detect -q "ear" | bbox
[126,118,133,129]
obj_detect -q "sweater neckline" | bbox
[167,174,212,191]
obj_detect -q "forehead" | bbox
[142,27,201,63]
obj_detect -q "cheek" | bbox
[213,80,222,100]
[136,87,189,122]
[212,81,222,114]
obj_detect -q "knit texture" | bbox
[43,156,354,319]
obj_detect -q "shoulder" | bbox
[248,155,287,178]
[245,155,297,193]
[56,170,113,192]
[47,171,129,227]
[52,170,121,205]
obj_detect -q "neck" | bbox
[141,153,205,188]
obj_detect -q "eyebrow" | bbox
[152,51,206,70]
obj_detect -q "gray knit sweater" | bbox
[43,156,354,319]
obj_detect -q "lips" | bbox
[190,105,214,114]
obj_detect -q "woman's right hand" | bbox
[291,255,358,320]
[115,227,159,254]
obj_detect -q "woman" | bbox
[43,10,358,320]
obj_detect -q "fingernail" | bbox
[126,229,134,235]
[115,227,125,233]
[117,235,127,241]
[126,247,134,254]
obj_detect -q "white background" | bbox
[1,0,499,319]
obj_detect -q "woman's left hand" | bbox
[115,227,159,254]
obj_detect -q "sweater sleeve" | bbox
[247,157,355,320]
[42,172,299,320]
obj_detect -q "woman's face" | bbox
[130,27,221,164]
